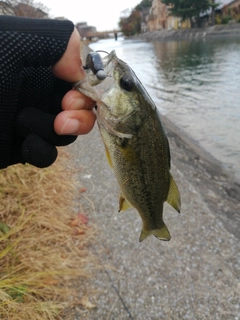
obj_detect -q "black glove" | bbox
[0,16,77,169]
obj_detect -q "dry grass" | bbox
[0,149,97,320]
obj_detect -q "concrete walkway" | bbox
[66,115,240,319]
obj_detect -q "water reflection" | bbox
[154,40,215,72]
[151,38,240,180]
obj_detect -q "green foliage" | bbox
[162,0,219,21]
[7,286,27,302]
[0,222,10,234]
[135,0,152,11]
[221,15,232,24]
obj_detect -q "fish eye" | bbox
[120,75,134,92]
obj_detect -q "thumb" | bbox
[52,28,86,83]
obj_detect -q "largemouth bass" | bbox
[75,50,181,242]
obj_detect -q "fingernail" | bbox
[67,95,96,110]
[72,97,86,109]
[65,96,85,110]
[60,118,80,135]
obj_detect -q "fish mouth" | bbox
[74,51,118,97]
[75,50,136,139]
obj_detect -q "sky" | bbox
[41,0,141,31]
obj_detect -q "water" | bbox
[89,37,240,181]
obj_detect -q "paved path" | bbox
[67,116,240,320]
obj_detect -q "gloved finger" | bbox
[16,108,77,146]
[7,137,26,167]
[22,134,57,168]
[0,16,75,69]
[20,67,73,115]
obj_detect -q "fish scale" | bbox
[75,50,181,242]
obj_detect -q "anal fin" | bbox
[166,174,181,213]
[118,193,131,212]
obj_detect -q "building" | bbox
[215,0,240,24]
[147,0,168,31]
[145,0,240,32]
[76,22,97,39]
[146,0,191,31]
[220,0,240,12]
[219,0,240,8]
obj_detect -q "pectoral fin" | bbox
[118,193,131,212]
[166,174,181,213]
[104,146,113,168]
[139,224,171,242]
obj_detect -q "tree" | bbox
[119,0,152,36]
[162,0,219,27]
[0,0,49,18]
[119,10,141,36]
[135,0,152,11]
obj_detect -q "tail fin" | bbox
[139,224,171,242]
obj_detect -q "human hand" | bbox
[0,16,96,169]
[52,28,96,136]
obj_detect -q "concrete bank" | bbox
[133,23,240,41]
[63,45,240,319]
